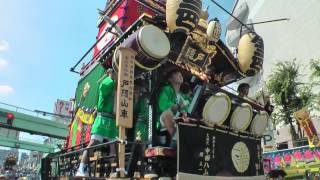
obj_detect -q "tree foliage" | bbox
[310,59,320,83]
[267,60,315,144]
[309,59,320,111]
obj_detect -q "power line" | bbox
[208,0,254,34]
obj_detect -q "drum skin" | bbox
[207,19,221,43]
[113,25,170,75]
[166,0,202,34]
[237,33,264,76]
[250,111,269,136]
[137,25,170,59]
[230,103,253,131]
[202,92,231,126]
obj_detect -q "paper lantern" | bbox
[207,18,221,43]
[237,33,264,76]
[166,0,202,34]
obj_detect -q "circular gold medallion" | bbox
[231,141,250,173]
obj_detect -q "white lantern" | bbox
[207,18,221,43]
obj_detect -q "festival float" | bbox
[41,0,268,179]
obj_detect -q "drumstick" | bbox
[174,117,198,122]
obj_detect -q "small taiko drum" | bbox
[113,24,170,76]
[202,92,231,127]
[250,111,269,136]
[230,103,253,131]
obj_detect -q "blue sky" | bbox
[0,0,234,113]
[0,0,106,112]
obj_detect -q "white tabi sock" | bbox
[79,162,87,171]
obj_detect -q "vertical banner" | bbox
[116,47,135,128]
[294,108,319,147]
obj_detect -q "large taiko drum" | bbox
[113,25,170,75]
[237,33,264,76]
[230,103,253,131]
[202,92,232,127]
[250,111,269,136]
[166,0,202,34]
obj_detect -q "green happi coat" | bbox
[156,84,190,130]
[91,76,118,139]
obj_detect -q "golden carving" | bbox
[144,0,166,13]
[190,17,217,56]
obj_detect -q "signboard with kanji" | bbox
[116,47,135,128]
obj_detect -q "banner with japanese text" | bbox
[178,123,263,176]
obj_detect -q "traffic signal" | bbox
[6,113,14,120]
[0,111,15,125]
[6,113,14,125]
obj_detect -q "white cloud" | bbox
[0,58,8,69]
[0,85,14,95]
[0,40,9,51]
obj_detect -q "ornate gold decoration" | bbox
[188,15,218,73]
[143,0,166,13]
[82,82,90,99]
[192,14,217,50]
[200,8,209,20]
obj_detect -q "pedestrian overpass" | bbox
[0,102,69,153]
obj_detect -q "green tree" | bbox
[309,59,320,110]
[267,60,314,146]
[310,59,320,84]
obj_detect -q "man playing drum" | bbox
[237,83,250,98]
[76,69,118,177]
[157,68,190,147]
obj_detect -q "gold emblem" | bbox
[231,141,250,173]
[82,82,90,98]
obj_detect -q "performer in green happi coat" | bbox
[76,69,118,177]
[157,68,191,145]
